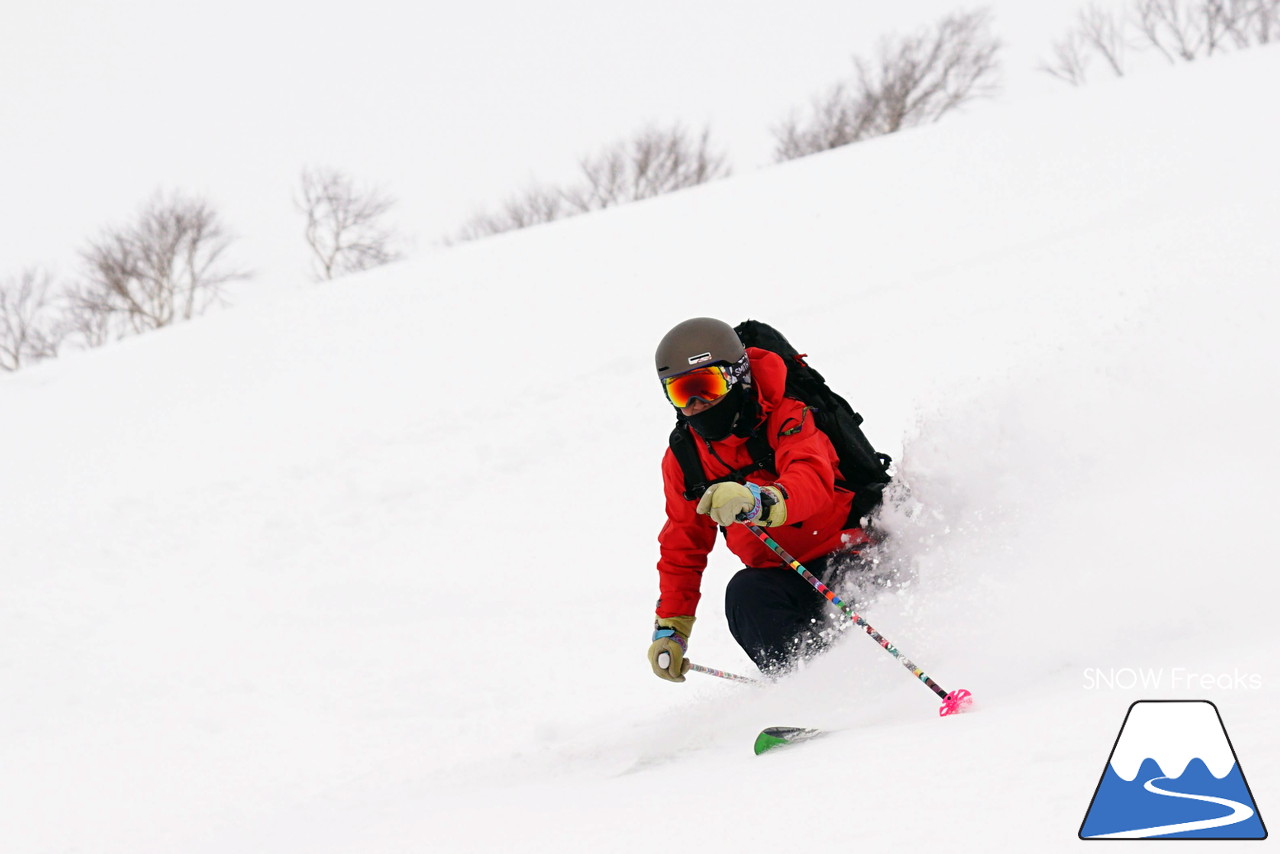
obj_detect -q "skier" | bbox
[649,317,875,681]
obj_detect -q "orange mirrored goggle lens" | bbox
[663,366,732,409]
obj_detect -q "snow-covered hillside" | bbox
[3,45,1278,853]
[1,0,1090,280]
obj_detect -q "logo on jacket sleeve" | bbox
[1079,700,1266,839]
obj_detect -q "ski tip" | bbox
[939,688,974,717]
[753,731,790,755]
[753,726,824,755]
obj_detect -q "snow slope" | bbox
[3,45,1278,853]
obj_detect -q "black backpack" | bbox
[669,319,892,525]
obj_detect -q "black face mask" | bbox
[681,382,750,441]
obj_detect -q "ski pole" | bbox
[656,652,760,685]
[687,661,760,685]
[741,520,972,716]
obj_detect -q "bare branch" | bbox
[451,184,569,242]
[62,280,120,349]
[0,267,66,371]
[564,123,730,212]
[1136,0,1206,60]
[1040,29,1094,85]
[1131,0,1266,60]
[1254,0,1280,43]
[296,167,403,281]
[1043,0,1278,86]
[773,81,882,159]
[78,190,250,338]
[773,9,1002,161]
[1207,0,1280,45]
[450,122,729,243]
[1080,4,1132,75]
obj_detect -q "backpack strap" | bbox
[670,423,710,501]
[670,422,777,501]
[671,420,885,530]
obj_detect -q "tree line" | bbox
[1,172,403,372]
[1041,0,1279,85]
[6,4,1273,372]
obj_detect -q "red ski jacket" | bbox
[655,348,870,618]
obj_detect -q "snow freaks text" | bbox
[1083,668,1263,691]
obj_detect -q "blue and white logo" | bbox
[1080,700,1266,839]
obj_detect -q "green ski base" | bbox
[753,726,825,755]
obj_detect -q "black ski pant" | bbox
[725,553,843,673]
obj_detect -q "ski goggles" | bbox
[661,355,750,409]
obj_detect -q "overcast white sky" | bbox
[2,0,1093,286]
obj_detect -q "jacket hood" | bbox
[744,347,788,426]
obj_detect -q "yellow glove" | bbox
[648,615,695,682]
[696,482,788,527]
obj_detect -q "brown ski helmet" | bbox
[655,317,746,381]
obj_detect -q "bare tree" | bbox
[78,190,249,337]
[774,9,1002,161]
[296,167,402,281]
[1249,0,1280,42]
[0,267,65,371]
[564,124,731,212]
[773,82,881,161]
[1042,5,1130,84]
[451,122,730,242]
[1136,0,1280,58]
[1041,29,1094,85]
[62,280,120,349]
[1083,4,1132,74]
[452,184,569,242]
[1137,0,1217,60]
[1044,0,1280,84]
